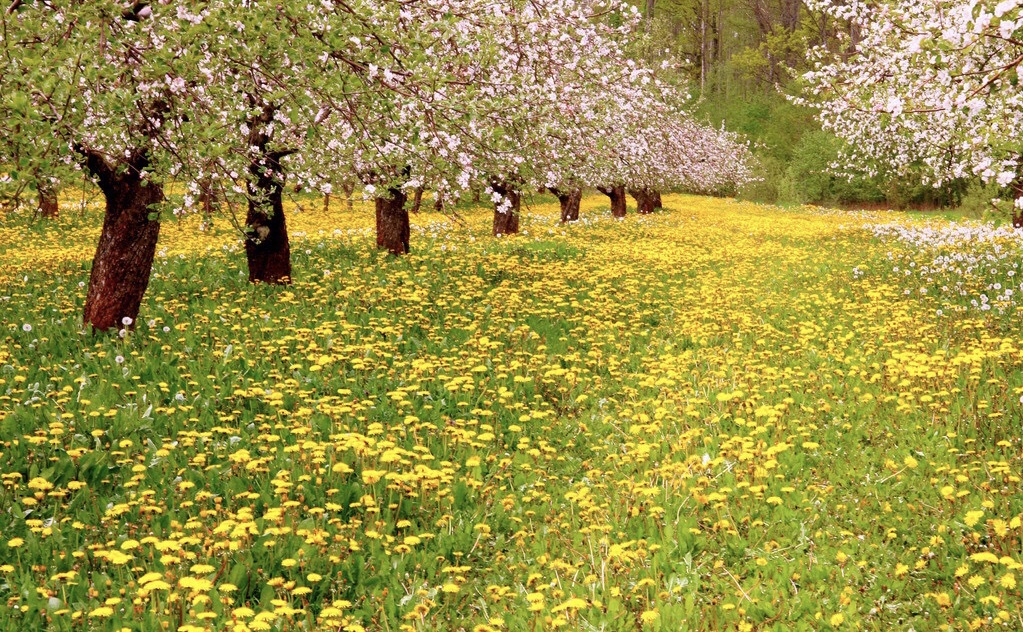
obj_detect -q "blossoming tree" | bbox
[0,2,209,330]
[798,0,1023,221]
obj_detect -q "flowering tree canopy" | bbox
[798,0,1023,217]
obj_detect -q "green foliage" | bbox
[777,131,885,205]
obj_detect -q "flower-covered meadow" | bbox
[1,195,1021,630]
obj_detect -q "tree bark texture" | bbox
[550,187,582,222]
[245,180,291,284]
[651,190,663,209]
[598,185,627,218]
[82,152,162,332]
[410,186,424,214]
[491,181,521,236]
[376,188,410,255]
[38,183,58,219]
[244,106,293,285]
[341,182,355,211]
[630,188,658,215]
[245,158,292,284]
[198,177,220,218]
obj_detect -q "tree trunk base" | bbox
[38,184,58,219]
[83,167,162,331]
[376,190,410,254]
[630,188,657,215]
[551,187,582,222]
[598,185,627,218]
[492,182,521,236]
[245,171,292,285]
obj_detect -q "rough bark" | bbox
[376,188,410,255]
[244,159,292,284]
[37,183,58,219]
[550,187,582,222]
[341,182,355,211]
[630,188,657,215]
[651,190,663,209]
[244,105,293,285]
[598,185,627,218]
[82,152,162,332]
[198,177,219,218]
[491,181,521,236]
[410,186,424,214]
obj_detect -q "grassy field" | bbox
[0,194,1021,631]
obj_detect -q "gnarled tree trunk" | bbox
[630,188,657,215]
[341,182,355,212]
[245,154,291,284]
[410,186,424,214]
[199,177,219,218]
[376,188,410,254]
[82,151,162,332]
[245,105,292,285]
[491,181,521,236]
[651,190,662,209]
[550,187,582,222]
[38,183,58,219]
[598,185,627,218]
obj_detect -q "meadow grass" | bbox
[0,194,1021,631]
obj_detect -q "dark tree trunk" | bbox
[341,182,355,212]
[38,183,58,219]
[245,181,291,284]
[1010,179,1023,227]
[630,188,657,215]
[651,190,663,209]
[198,177,219,218]
[410,186,424,214]
[491,181,521,236]
[550,187,582,222]
[598,185,627,218]
[433,194,444,212]
[323,192,330,213]
[244,159,292,284]
[376,188,410,254]
[244,105,292,285]
[82,152,162,332]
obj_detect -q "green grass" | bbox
[0,195,1021,631]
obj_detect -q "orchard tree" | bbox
[799,0,1023,221]
[0,2,209,331]
[309,2,506,254]
[570,80,755,217]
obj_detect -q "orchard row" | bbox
[0,1,753,331]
